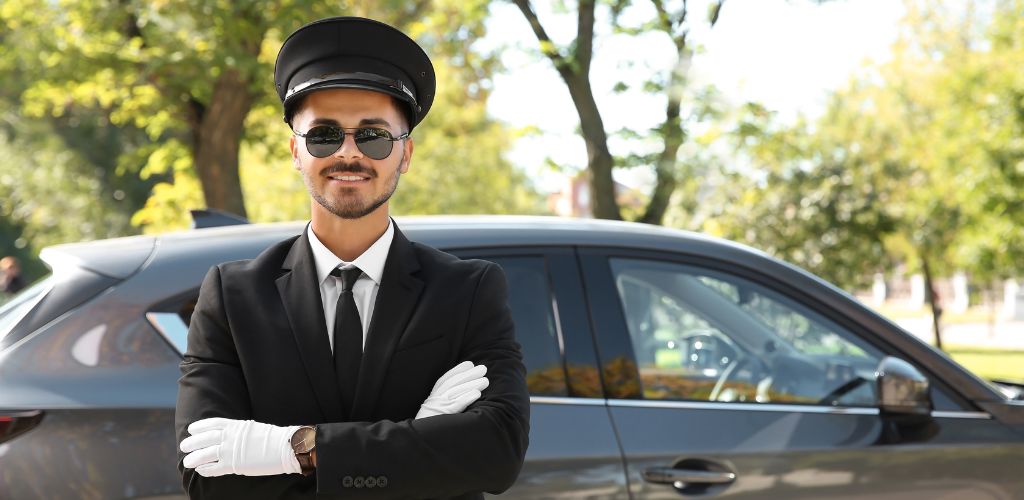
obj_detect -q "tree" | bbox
[5,1,469,220]
[704,0,1024,349]
[706,98,902,292]
[2,0,544,239]
[1,4,162,277]
[510,0,726,223]
[7,0,287,218]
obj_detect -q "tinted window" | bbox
[611,258,883,407]
[0,276,53,343]
[0,267,117,351]
[487,257,568,397]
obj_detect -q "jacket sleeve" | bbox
[175,265,285,499]
[314,261,531,498]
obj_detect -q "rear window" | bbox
[0,265,119,351]
[0,275,54,343]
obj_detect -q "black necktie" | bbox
[330,266,363,417]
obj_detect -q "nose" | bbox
[333,130,364,159]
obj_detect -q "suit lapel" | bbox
[274,227,346,421]
[349,223,424,422]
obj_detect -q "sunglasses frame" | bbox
[293,125,410,160]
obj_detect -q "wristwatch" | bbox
[290,425,316,476]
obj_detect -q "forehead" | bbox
[293,88,403,128]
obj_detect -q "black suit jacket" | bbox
[175,220,530,499]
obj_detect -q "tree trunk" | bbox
[192,68,255,219]
[563,74,620,220]
[921,256,944,350]
[639,39,690,225]
[511,0,620,221]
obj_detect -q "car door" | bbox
[580,248,1024,499]
[450,247,630,499]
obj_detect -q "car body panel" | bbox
[575,244,1024,498]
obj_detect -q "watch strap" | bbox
[291,425,316,476]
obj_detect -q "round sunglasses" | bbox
[293,125,410,160]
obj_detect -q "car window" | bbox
[0,275,53,343]
[611,258,884,407]
[486,257,569,397]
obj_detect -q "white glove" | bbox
[180,417,301,477]
[415,360,489,419]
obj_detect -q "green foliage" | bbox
[703,0,1024,290]
[947,347,1024,383]
[700,100,901,289]
[391,59,547,216]
[1,0,544,243]
[0,1,162,271]
[0,117,143,251]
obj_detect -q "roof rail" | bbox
[190,209,250,229]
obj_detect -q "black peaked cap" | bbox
[274,17,435,129]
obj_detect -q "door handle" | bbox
[643,466,736,485]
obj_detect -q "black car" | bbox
[2,215,1023,499]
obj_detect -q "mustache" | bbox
[321,162,377,178]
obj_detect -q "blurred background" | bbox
[0,0,1021,382]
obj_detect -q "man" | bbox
[0,256,26,297]
[174,17,530,499]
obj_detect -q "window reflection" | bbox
[612,258,882,407]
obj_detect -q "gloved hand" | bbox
[180,417,301,477]
[415,360,489,419]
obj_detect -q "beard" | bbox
[304,157,402,220]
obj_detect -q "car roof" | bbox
[43,214,806,288]
[156,214,769,254]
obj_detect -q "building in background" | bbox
[547,171,645,218]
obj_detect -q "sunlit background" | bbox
[1,0,1022,382]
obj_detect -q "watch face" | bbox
[291,426,316,454]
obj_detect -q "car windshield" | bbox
[0,274,54,344]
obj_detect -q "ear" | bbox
[399,136,414,174]
[289,135,300,170]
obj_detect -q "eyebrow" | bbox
[358,117,392,127]
[309,117,393,128]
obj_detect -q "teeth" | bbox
[332,176,366,181]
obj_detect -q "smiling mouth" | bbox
[327,173,371,183]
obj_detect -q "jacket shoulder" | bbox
[214,233,300,278]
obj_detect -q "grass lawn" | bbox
[946,346,1024,383]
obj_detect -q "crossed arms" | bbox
[175,262,530,499]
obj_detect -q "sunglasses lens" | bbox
[354,128,394,160]
[304,126,343,158]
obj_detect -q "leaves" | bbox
[703,0,1024,290]
[1,0,543,260]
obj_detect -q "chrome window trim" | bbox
[603,399,993,419]
[530,396,605,406]
[931,410,992,419]
[146,312,188,355]
[606,398,880,415]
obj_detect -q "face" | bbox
[289,88,413,220]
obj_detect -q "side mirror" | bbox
[876,356,932,420]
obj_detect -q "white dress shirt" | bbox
[307,218,394,353]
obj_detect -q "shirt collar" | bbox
[307,218,394,287]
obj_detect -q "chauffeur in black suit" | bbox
[174,17,530,499]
